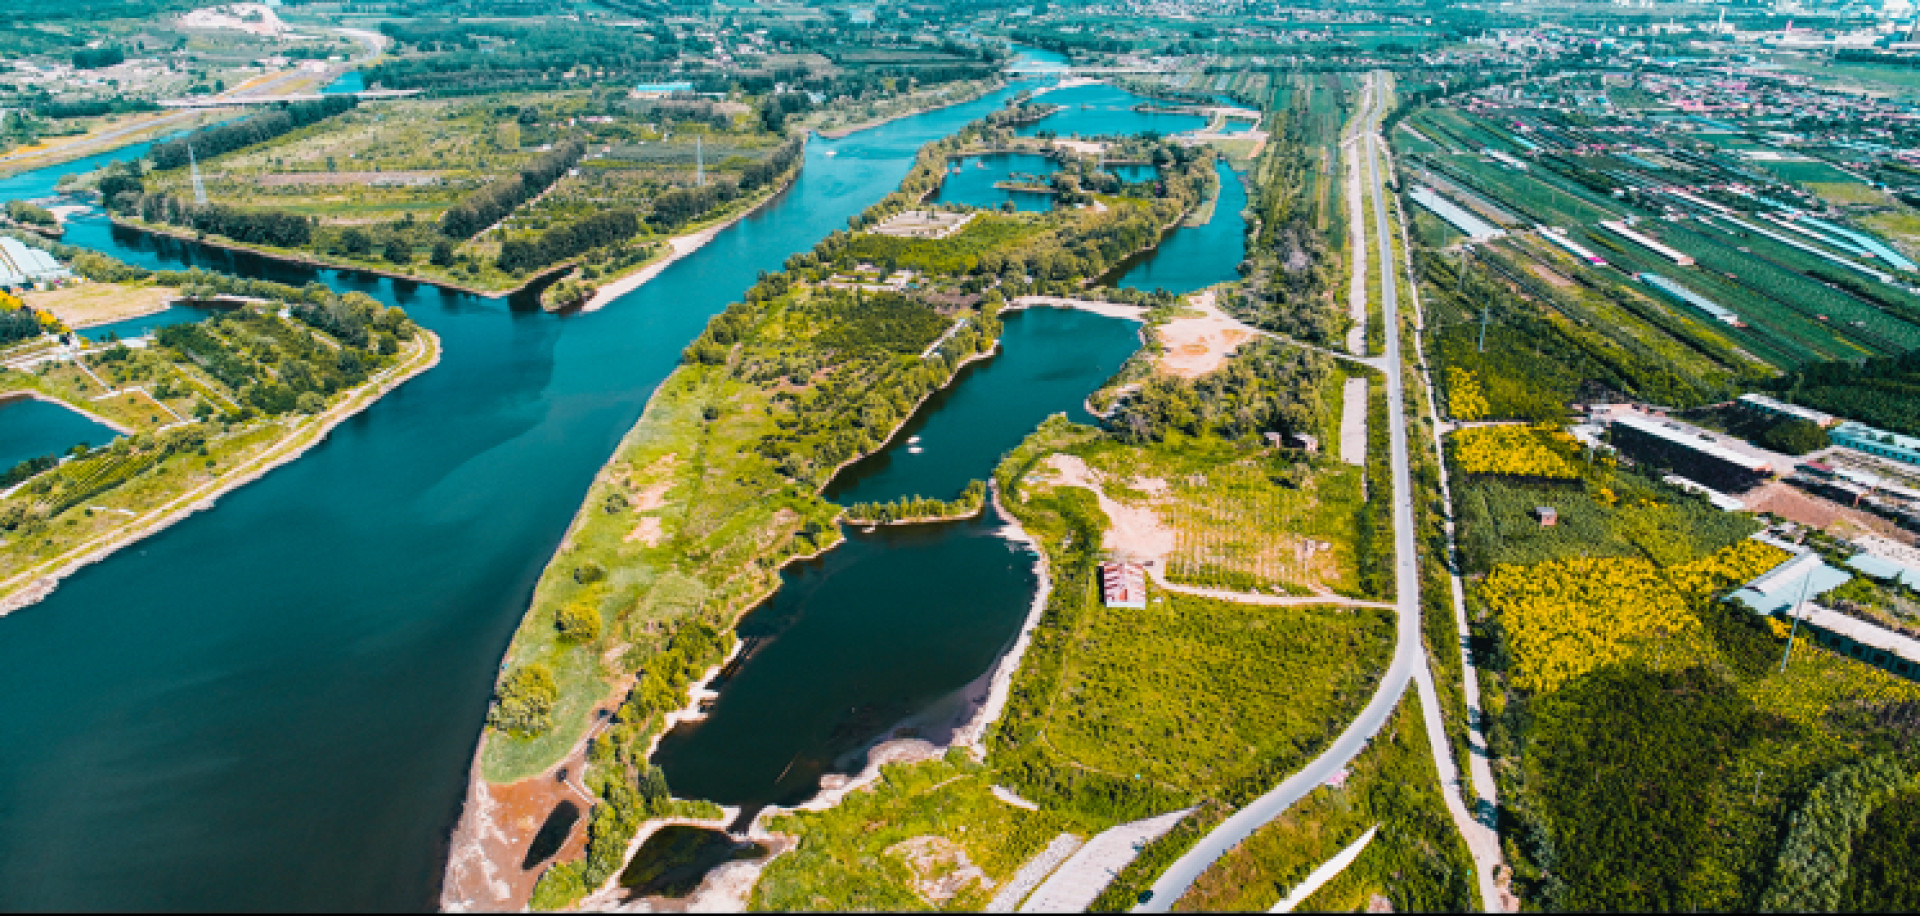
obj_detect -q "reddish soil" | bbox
[1743,481,1920,547]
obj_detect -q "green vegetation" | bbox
[844,480,986,525]
[1173,695,1476,912]
[480,112,1222,798]
[751,750,1088,911]
[1771,349,1920,438]
[1761,755,1916,912]
[0,291,432,604]
[987,409,1391,821]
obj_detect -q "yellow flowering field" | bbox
[1445,367,1489,421]
[1451,424,1580,480]
[1480,541,1789,693]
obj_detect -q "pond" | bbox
[928,152,1060,212]
[0,397,118,473]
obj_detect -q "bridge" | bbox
[1006,65,1175,75]
[157,89,422,109]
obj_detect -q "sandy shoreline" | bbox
[0,329,441,616]
[812,80,1003,140]
[577,163,800,315]
[1005,294,1149,322]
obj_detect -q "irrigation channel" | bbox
[0,49,1244,909]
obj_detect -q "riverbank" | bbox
[0,327,440,615]
[577,162,804,314]
[811,79,1004,140]
[108,215,575,299]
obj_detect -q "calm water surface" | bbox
[0,398,117,470]
[0,82,1035,912]
[1111,158,1248,294]
[929,151,1059,212]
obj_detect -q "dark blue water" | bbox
[0,397,116,470]
[824,307,1139,506]
[1112,158,1248,294]
[930,151,1059,212]
[0,82,1039,912]
[81,303,221,341]
[1017,84,1207,138]
[652,508,1042,810]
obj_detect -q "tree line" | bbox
[439,140,585,240]
[149,97,358,171]
[134,193,315,248]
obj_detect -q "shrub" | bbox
[555,602,602,643]
[490,663,559,736]
[1755,418,1829,456]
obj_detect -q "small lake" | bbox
[929,152,1059,212]
[825,306,1140,505]
[1109,158,1248,295]
[81,304,220,342]
[1017,83,1208,139]
[0,397,117,472]
[650,508,1042,814]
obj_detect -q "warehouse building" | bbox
[1831,421,1920,468]
[1607,412,1773,492]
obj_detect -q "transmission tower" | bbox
[696,136,704,187]
[189,143,209,207]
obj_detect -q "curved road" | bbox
[1136,73,1506,913]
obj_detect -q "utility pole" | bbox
[696,136,704,187]
[1779,556,1817,673]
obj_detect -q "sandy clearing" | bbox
[1340,376,1368,467]
[625,516,665,546]
[1154,289,1257,378]
[24,284,180,329]
[1041,453,1176,563]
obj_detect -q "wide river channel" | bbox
[0,50,1242,909]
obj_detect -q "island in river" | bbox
[442,102,1220,910]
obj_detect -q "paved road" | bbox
[1135,72,1422,913]
[1137,72,1509,913]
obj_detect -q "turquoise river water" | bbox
[0,49,1241,909]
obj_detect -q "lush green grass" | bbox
[1173,694,1476,912]
[751,750,1091,911]
[989,417,1393,810]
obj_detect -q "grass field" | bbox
[1173,694,1476,913]
[752,750,1092,911]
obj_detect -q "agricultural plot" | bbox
[160,97,528,224]
[1663,221,1920,354]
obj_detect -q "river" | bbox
[0,47,1245,909]
[0,75,1036,912]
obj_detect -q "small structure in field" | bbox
[1100,562,1147,609]
[1534,506,1558,527]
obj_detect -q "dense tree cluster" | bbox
[498,209,640,273]
[439,140,585,239]
[369,21,675,93]
[149,98,358,171]
[1772,349,1920,438]
[70,46,124,69]
[488,662,558,736]
[134,193,314,248]
[1110,341,1335,444]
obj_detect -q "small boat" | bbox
[975,161,986,168]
